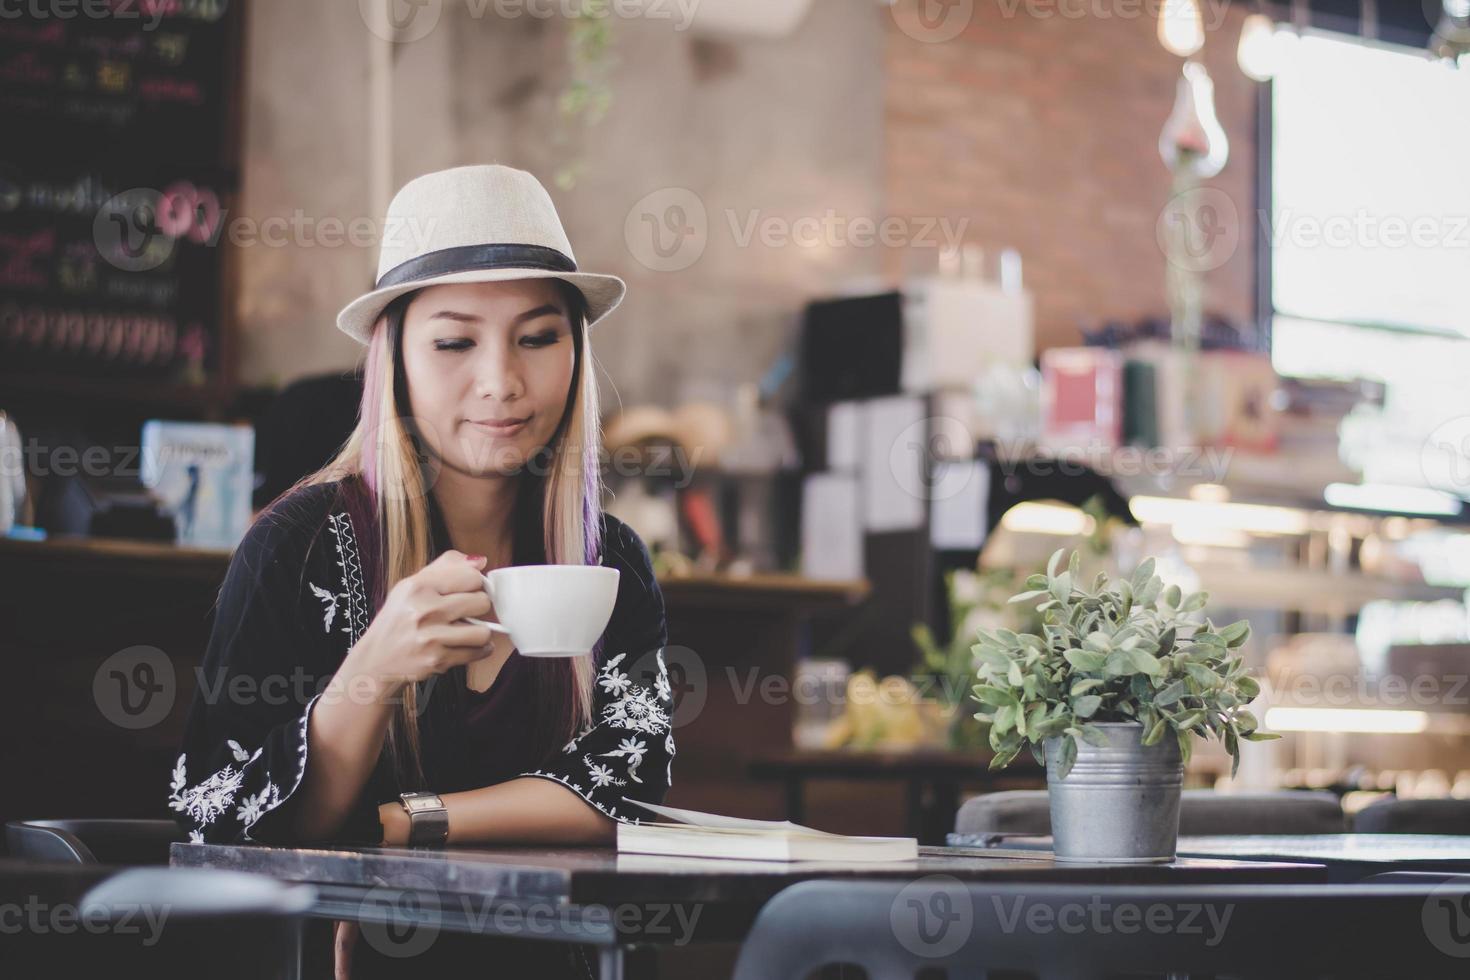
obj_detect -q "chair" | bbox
[0,862,314,979]
[1366,870,1470,886]
[731,879,1470,979]
[955,789,1345,837]
[6,818,184,864]
[1353,797,1470,834]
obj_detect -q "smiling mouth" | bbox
[468,416,530,434]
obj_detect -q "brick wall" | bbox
[883,0,1260,353]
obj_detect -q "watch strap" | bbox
[398,791,449,848]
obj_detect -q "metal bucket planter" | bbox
[1044,721,1183,864]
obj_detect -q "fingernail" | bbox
[465,553,486,563]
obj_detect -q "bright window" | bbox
[1270,32,1470,367]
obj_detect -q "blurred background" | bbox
[3,0,1470,855]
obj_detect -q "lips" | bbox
[468,415,530,434]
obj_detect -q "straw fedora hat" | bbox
[335,164,626,344]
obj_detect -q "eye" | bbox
[433,339,472,352]
[520,328,563,348]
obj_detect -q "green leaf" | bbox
[1218,620,1252,647]
[1173,708,1206,729]
[1064,649,1108,672]
[989,744,1020,770]
[1076,724,1111,748]
[1073,694,1102,718]
[1156,627,1177,657]
[1142,717,1168,746]
[1006,660,1025,688]
[992,704,1015,732]
[1129,650,1164,677]
[1051,571,1072,601]
[1154,679,1188,707]
[1104,650,1138,678]
[1047,548,1066,580]
[1236,675,1261,698]
[971,685,1015,707]
[1184,662,1223,689]
[1162,584,1182,609]
[1070,678,1105,696]
[1177,728,1194,767]
[1131,557,1155,592]
[1235,709,1259,734]
[1008,589,1051,605]
[1054,735,1078,780]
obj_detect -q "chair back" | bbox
[6,819,185,865]
[1354,798,1470,835]
[0,862,313,979]
[955,789,1345,836]
[732,879,1470,980]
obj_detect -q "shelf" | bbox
[0,372,232,413]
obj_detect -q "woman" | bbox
[168,166,674,977]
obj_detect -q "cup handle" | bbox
[463,574,511,634]
[462,616,513,636]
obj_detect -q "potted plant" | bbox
[969,549,1276,863]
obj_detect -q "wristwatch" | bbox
[397,791,449,848]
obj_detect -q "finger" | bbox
[429,622,498,651]
[333,921,357,980]
[421,554,490,595]
[426,590,493,624]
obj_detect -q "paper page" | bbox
[800,473,862,581]
[620,798,837,837]
[826,401,863,472]
[861,396,926,532]
[929,459,989,550]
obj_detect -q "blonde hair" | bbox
[294,280,601,787]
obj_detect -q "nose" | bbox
[470,342,525,403]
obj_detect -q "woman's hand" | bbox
[345,550,497,693]
[378,801,411,846]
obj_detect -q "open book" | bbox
[616,798,919,862]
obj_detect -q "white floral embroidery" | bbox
[308,582,340,633]
[168,753,245,829]
[188,829,204,844]
[235,781,282,826]
[601,737,648,784]
[598,663,632,698]
[587,762,620,788]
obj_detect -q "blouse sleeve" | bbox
[516,519,674,824]
[167,490,383,846]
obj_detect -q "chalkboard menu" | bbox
[0,0,242,398]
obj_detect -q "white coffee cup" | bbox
[463,564,620,657]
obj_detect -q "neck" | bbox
[429,464,519,567]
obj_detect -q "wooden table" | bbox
[948,832,1470,883]
[172,841,1325,977]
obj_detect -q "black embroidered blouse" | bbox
[167,477,674,845]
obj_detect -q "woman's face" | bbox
[400,278,577,476]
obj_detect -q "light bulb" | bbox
[1159,61,1230,178]
[1158,0,1205,57]
[1237,12,1278,81]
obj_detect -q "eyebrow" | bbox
[425,303,565,326]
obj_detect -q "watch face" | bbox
[403,796,440,813]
